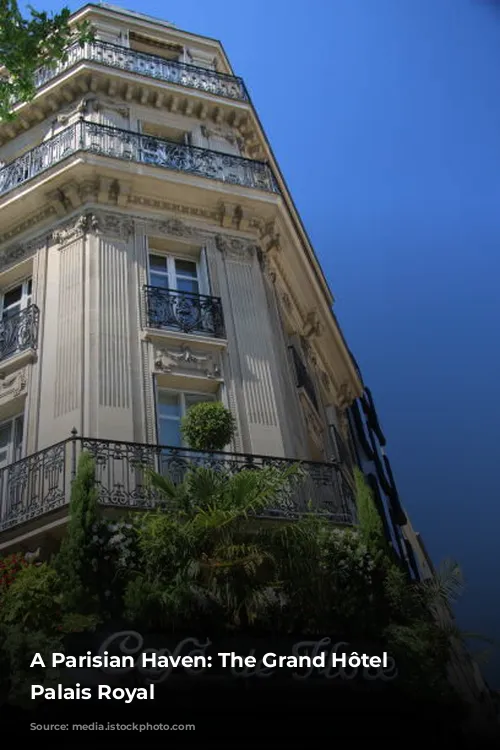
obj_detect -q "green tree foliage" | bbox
[124,463,302,629]
[0,452,485,707]
[0,2,93,120]
[354,467,386,553]
[181,401,236,451]
[54,451,100,613]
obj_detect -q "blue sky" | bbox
[34,0,500,682]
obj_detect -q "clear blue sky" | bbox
[33,0,500,683]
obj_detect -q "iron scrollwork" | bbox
[144,285,225,338]
[0,121,279,199]
[0,305,40,364]
[32,39,249,102]
[80,438,356,525]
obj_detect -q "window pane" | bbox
[158,391,181,418]
[159,418,182,447]
[27,279,32,296]
[3,286,22,309]
[176,277,199,294]
[149,254,168,270]
[0,423,12,466]
[14,417,23,451]
[150,271,169,289]
[175,259,197,277]
[0,423,12,449]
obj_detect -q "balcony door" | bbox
[149,254,200,295]
[1,279,32,320]
[146,250,216,334]
[0,279,32,360]
[0,415,24,470]
[157,390,215,449]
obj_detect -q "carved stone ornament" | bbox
[154,344,221,379]
[150,218,195,239]
[299,391,324,446]
[301,337,318,367]
[52,213,93,245]
[320,370,331,392]
[215,235,256,261]
[129,194,219,224]
[337,382,354,409]
[93,212,134,239]
[0,242,31,271]
[302,310,322,339]
[0,369,27,403]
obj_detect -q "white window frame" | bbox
[156,388,216,448]
[0,278,32,319]
[147,245,209,296]
[0,413,24,468]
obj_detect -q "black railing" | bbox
[0,436,357,532]
[31,39,249,102]
[0,440,68,531]
[143,285,225,338]
[0,120,279,199]
[0,305,39,363]
[289,345,318,411]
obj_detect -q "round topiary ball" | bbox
[181,401,236,452]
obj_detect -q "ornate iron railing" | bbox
[0,436,357,532]
[0,305,39,363]
[143,285,225,338]
[32,39,249,102]
[0,440,69,531]
[0,120,279,199]
[289,345,318,411]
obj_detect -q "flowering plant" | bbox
[0,552,29,595]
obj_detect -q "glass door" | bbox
[0,279,32,358]
[0,416,24,469]
[147,253,202,332]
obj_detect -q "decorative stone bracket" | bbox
[154,344,221,379]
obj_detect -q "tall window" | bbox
[149,254,199,295]
[157,389,215,447]
[1,278,32,321]
[0,415,23,468]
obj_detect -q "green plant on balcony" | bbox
[0,448,486,714]
[181,401,236,452]
[0,2,93,120]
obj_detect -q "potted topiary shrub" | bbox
[181,401,236,452]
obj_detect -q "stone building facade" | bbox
[0,4,362,554]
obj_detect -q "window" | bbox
[149,254,200,295]
[0,415,23,468]
[157,390,215,448]
[1,279,32,321]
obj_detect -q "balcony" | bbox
[0,305,39,365]
[144,285,225,338]
[0,120,279,200]
[0,437,358,534]
[31,39,249,103]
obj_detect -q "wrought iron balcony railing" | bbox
[0,120,279,199]
[143,285,225,338]
[0,436,357,532]
[31,39,249,102]
[289,345,318,411]
[0,305,39,364]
